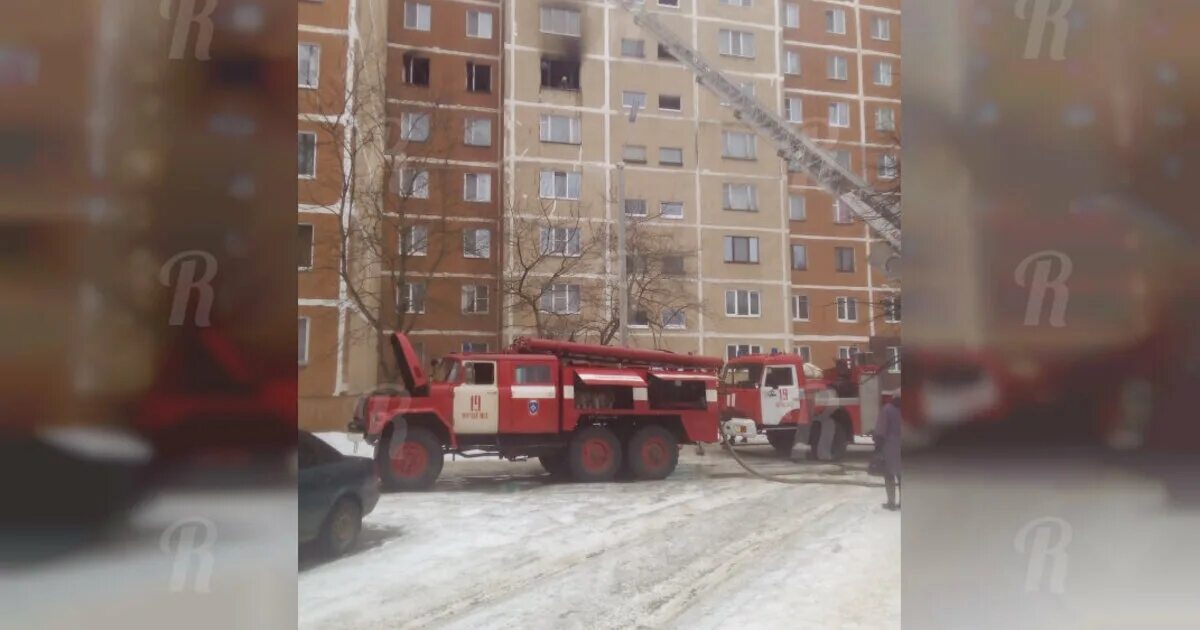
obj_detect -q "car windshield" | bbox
[721,364,762,388]
[433,359,461,383]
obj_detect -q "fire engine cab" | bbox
[718,353,885,460]
[349,334,723,489]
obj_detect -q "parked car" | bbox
[298,431,379,556]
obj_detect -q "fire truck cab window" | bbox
[721,364,762,388]
[465,361,495,385]
[434,359,461,383]
[764,366,794,388]
[515,364,552,384]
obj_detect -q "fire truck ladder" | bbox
[618,1,901,251]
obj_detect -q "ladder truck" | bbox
[349,333,724,489]
[618,0,902,253]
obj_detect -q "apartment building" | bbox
[504,0,900,377]
[299,0,503,429]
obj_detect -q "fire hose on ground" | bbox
[717,428,885,488]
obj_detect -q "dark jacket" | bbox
[875,399,902,476]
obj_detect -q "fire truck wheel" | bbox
[627,425,680,481]
[379,426,443,491]
[766,430,796,457]
[538,452,570,478]
[567,426,623,483]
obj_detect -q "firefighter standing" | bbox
[875,392,902,511]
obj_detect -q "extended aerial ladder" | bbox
[513,336,724,370]
[618,1,902,251]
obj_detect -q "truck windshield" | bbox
[721,364,762,388]
[433,360,461,383]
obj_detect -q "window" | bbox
[624,199,648,217]
[657,44,677,61]
[405,2,431,31]
[829,102,850,127]
[718,29,756,58]
[465,361,496,384]
[398,168,429,199]
[463,228,491,258]
[466,62,491,92]
[540,58,579,90]
[298,43,320,88]
[461,284,489,314]
[872,16,892,41]
[791,244,808,270]
[874,60,893,86]
[463,173,492,202]
[722,183,758,211]
[623,144,648,163]
[662,309,686,329]
[401,282,427,314]
[298,224,314,269]
[887,347,901,373]
[838,346,859,361]
[834,199,853,224]
[540,114,581,144]
[462,342,490,354]
[788,195,806,221]
[298,317,309,364]
[792,295,810,321]
[629,308,651,328]
[660,201,684,219]
[621,38,645,58]
[540,283,581,314]
[883,296,902,323]
[661,255,685,275]
[765,366,794,388]
[836,297,858,322]
[725,289,761,317]
[622,91,647,110]
[538,170,581,200]
[720,0,752,6]
[724,236,760,264]
[720,81,756,107]
[876,106,896,131]
[878,154,898,179]
[784,97,802,122]
[402,225,428,256]
[540,6,581,37]
[828,55,848,80]
[659,147,684,166]
[784,50,801,75]
[727,344,762,359]
[515,364,552,384]
[784,3,800,28]
[297,132,316,178]
[826,8,846,34]
[722,131,757,160]
[833,149,852,170]
[400,112,430,142]
[464,118,492,146]
[467,10,493,38]
[835,247,855,272]
[403,54,430,86]
[658,94,682,111]
[539,227,582,256]
[795,346,812,363]
[658,0,679,7]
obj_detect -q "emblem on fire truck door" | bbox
[528,400,539,415]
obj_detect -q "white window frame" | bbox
[463,172,492,203]
[461,284,490,314]
[789,194,806,221]
[539,114,581,144]
[878,154,898,180]
[721,131,757,160]
[725,289,761,317]
[784,96,803,122]
[464,117,492,146]
[727,344,762,359]
[539,283,581,314]
[298,132,316,179]
[538,170,582,200]
[400,111,430,142]
[540,6,581,37]
[298,223,314,271]
[791,244,808,270]
[720,0,753,6]
[826,8,847,35]
[795,346,812,363]
[539,227,582,257]
[835,246,856,273]
[398,168,429,199]
[298,43,320,88]
[623,144,648,163]
[874,60,894,86]
[723,235,760,264]
[872,16,892,41]
[838,346,859,361]
[659,147,684,166]
[466,9,493,39]
[461,342,489,353]
[828,55,848,80]
[829,102,850,128]
[836,297,859,322]
[784,50,801,76]
[888,347,902,373]
[662,308,686,329]
[402,224,428,257]
[462,227,491,259]
[466,62,491,92]
[402,282,427,314]
[660,201,684,219]
[792,295,810,321]
[621,38,645,58]
[722,182,758,211]
[404,2,431,31]
[876,106,896,131]
[833,198,854,224]
[298,317,310,365]
[718,29,756,58]
[784,3,800,28]
[883,296,902,323]
[622,90,647,111]
[658,94,682,112]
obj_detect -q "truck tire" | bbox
[378,426,443,491]
[766,429,796,457]
[567,426,622,483]
[318,496,361,557]
[538,452,570,479]
[807,418,850,461]
[626,425,679,480]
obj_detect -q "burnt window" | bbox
[540,58,580,91]
[657,44,677,61]
[403,54,430,86]
[466,62,491,92]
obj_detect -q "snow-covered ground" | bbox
[300,433,899,630]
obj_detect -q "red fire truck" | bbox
[718,352,886,461]
[349,334,724,489]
